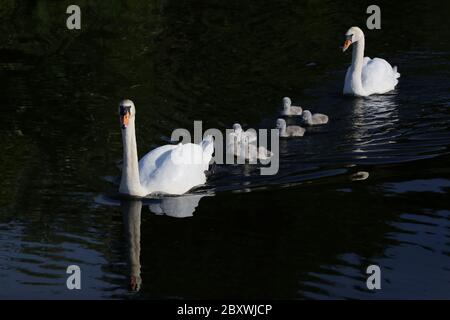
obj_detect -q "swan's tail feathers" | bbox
[201,135,214,168]
[393,66,400,78]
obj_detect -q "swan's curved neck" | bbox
[120,120,145,197]
[350,35,366,95]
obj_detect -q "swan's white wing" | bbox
[257,146,273,159]
[139,138,213,195]
[362,56,371,68]
[226,132,240,155]
[312,113,329,124]
[243,130,257,143]
[138,144,178,180]
[143,143,206,194]
[237,142,257,161]
[362,57,399,95]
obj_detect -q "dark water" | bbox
[1,0,450,299]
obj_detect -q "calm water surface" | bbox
[0,0,449,299]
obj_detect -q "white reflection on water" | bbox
[350,93,400,149]
[148,194,206,218]
[95,192,209,218]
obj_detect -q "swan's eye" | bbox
[346,34,353,41]
[119,106,131,116]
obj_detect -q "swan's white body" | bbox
[119,100,214,197]
[343,27,400,97]
[276,118,305,137]
[281,97,303,116]
[229,123,257,143]
[302,110,329,125]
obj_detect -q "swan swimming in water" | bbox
[276,118,305,137]
[230,123,257,143]
[342,26,400,97]
[302,110,329,125]
[118,99,214,196]
[281,97,303,116]
[227,123,273,161]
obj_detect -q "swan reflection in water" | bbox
[119,193,208,292]
[121,200,142,292]
[347,94,400,157]
[350,94,399,138]
[147,194,206,218]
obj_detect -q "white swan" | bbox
[118,99,214,196]
[281,97,303,116]
[231,123,257,143]
[226,123,272,161]
[226,123,254,155]
[342,26,400,97]
[302,110,329,125]
[276,118,305,137]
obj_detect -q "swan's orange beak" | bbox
[120,112,129,129]
[342,39,352,52]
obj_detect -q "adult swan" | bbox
[342,26,400,97]
[118,99,214,197]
